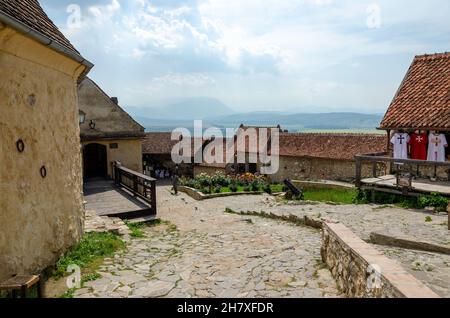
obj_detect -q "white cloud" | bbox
[148,73,216,91]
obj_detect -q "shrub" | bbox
[243,186,251,192]
[212,172,231,187]
[214,186,222,194]
[197,173,212,187]
[250,180,261,192]
[418,193,448,212]
[264,184,272,194]
[230,183,238,193]
[201,187,211,194]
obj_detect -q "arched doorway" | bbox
[83,143,108,179]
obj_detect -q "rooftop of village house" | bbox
[380,52,450,131]
[142,132,207,158]
[278,133,386,160]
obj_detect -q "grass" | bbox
[125,221,146,238]
[53,232,125,279]
[302,188,356,204]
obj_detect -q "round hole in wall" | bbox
[27,94,37,107]
[40,166,47,179]
[16,139,25,153]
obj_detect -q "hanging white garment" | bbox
[390,133,410,159]
[427,134,448,162]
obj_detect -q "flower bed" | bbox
[180,172,284,196]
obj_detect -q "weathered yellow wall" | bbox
[82,139,143,177]
[0,26,86,280]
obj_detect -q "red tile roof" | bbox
[235,124,282,154]
[279,133,386,160]
[142,133,204,158]
[380,52,450,131]
[0,0,78,54]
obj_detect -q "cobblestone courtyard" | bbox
[75,187,340,298]
[76,185,450,298]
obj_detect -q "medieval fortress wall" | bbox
[0,26,85,280]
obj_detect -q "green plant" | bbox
[243,186,251,192]
[418,193,448,212]
[53,232,125,279]
[201,187,211,194]
[250,180,261,192]
[125,221,146,238]
[425,216,433,222]
[214,186,222,193]
[264,183,272,194]
[230,183,238,192]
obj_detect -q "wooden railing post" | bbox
[372,161,377,178]
[151,180,157,216]
[355,156,362,188]
[133,174,138,196]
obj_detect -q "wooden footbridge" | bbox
[84,162,157,221]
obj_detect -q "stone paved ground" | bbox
[215,194,450,297]
[74,187,341,298]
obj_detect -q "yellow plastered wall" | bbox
[0,26,86,280]
[82,139,143,178]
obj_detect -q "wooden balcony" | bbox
[355,152,450,198]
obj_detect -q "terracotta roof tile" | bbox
[235,125,282,154]
[0,0,78,54]
[142,133,205,158]
[279,133,386,160]
[380,52,450,130]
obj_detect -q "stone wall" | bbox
[321,222,439,298]
[271,156,388,183]
[193,165,227,177]
[0,26,87,280]
[82,139,143,178]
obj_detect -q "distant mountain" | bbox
[133,110,383,133]
[126,97,235,120]
[204,112,382,130]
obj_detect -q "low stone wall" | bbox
[178,186,263,201]
[321,222,439,298]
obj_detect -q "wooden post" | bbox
[133,175,138,196]
[386,129,391,153]
[355,156,362,188]
[151,180,157,216]
[447,202,450,231]
[372,161,377,178]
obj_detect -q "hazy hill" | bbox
[127,97,235,120]
[133,111,383,132]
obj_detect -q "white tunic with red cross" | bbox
[427,133,448,162]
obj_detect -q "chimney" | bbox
[111,97,118,104]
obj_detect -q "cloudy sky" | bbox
[41,0,450,114]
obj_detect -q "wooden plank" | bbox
[0,275,39,290]
[361,175,450,196]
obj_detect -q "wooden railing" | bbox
[113,161,157,217]
[355,152,450,188]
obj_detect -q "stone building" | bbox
[272,133,386,182]
[234,124,283,174]
[78,78,145,180]
[193,137,235,177]
[0,0,93,280]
